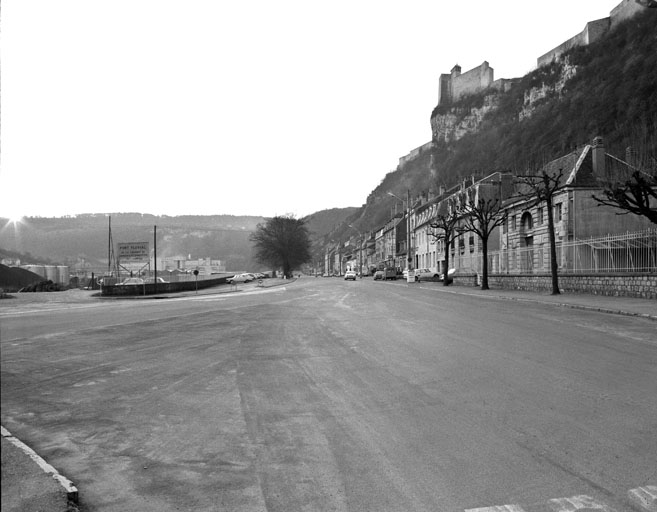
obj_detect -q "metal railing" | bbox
[473,229,657,274]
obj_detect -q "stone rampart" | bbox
[438,62,494,105]
[537,18,610,67]
[452,61,494,102]
[398,141,434,167]
[611,0,646,26]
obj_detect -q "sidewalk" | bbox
[428,283,656,321]
[2,283,654,512]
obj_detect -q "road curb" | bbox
[425,286,657,321]
[1,426,79,506]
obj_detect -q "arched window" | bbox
[521,212,533,232]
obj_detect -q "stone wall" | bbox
[101,275,228,296]
[451,272,656,299]
[537,18,610,67]
[438,62,494,105]
[452,61,494,102]
[610,0,646,26]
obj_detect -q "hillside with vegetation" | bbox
[339,8,657,238]
[0,209,359,273]
[0,213,266,272]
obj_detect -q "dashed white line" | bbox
[548,495,616,511]
[466,505,526,512]
[628,486,657,511]
[465,489,657,512]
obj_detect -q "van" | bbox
[384,267,397,280]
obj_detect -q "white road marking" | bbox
[466,505,526,512]
[549,495,616,511]
[0,286,288,316]
[167,286,287,302]
[628,486,657,511]
[465,489,657,512]
[1,425,78,503]
[0,303,109,317]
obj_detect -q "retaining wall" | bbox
[101,276,228,296]
[451,272,656,299]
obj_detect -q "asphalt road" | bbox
[1,280,656,511]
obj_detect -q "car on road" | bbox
[344,270,357,281]
[384,268,397,280]
[414,268,442,282]
[144,277,169,284]
[228,273,253,284]
[373,270,384,280]
[116,277,145,286]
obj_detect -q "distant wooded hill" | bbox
[0,209,358,271]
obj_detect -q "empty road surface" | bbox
[1,279,656,511]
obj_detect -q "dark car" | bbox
[384,268,397,280]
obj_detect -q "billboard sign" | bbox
[118,242,150,261]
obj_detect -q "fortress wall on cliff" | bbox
[398,141,434,168]
[537,18,610,68]
[537,0,648,68]
[610,0,646,26]
[451,61,494,102]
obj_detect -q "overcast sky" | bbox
[1,0,620,220]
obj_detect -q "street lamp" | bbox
[348,224,363,278]
[387,190,413,281]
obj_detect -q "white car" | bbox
[344,271,357,281]
[228,273,253,284]
[116,277,145,285]
[414,268,442,282]
[144,277,168,284]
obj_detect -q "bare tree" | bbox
[456,182,507,290]
[593,169,657,224]
[250,215,312,278]
[515,169,565,295]
[428,200,461,286]
[592,145,657,224]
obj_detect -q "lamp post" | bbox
[348,224,363,278]
[387,190,413,281]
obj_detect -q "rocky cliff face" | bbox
[430,61,577,143]
[519,61,577,121]
[430,95,498,143]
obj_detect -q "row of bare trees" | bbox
[429,163,656,295]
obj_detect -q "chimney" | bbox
[592,137,605,176]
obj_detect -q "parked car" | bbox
[228,273,253,284]
[344,270,357,281]
[116,277,145,286]
[384,268,397,280]
[373,270,384,280]
[144,277,168,284]
[414,268,442,282]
